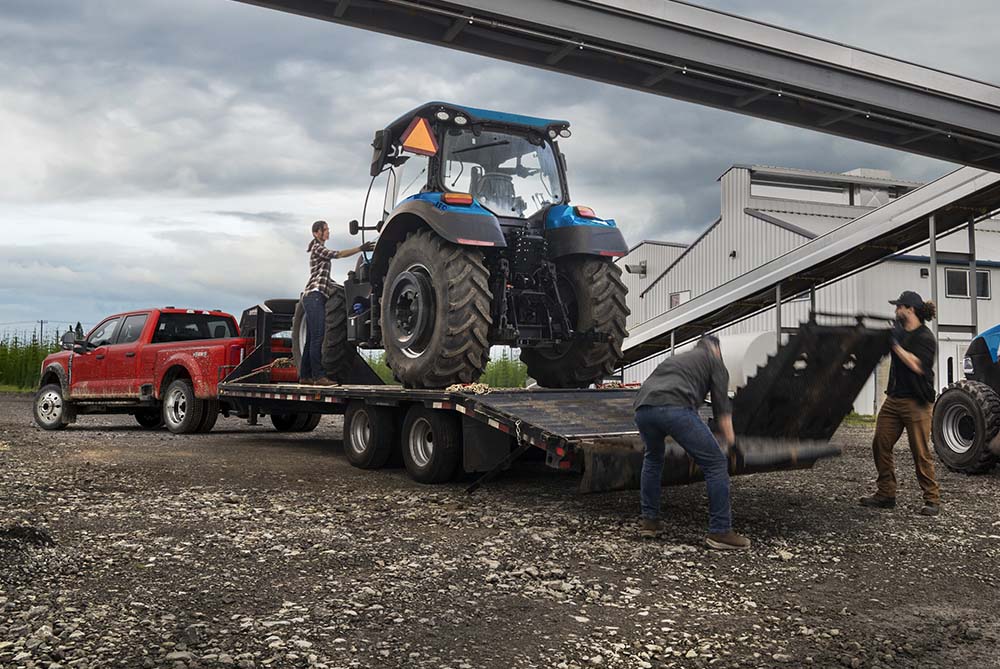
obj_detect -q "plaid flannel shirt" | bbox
[304,238,341,298]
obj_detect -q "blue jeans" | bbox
[301,291,327,380]
[634,405,732,534]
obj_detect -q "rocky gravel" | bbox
[2,394,1000,668]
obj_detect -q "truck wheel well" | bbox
[40,370,61,389]
[160,366,192,396]
[373,213,428,284]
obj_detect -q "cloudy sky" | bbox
[1,0,997,336]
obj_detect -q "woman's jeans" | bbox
[634,404,732,534]
[301,291,327,380]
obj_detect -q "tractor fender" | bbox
[543,205,628,259]
[371,195,506,283]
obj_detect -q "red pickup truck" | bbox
[34,307,251,434]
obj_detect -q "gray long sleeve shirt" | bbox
[632,345,732,418]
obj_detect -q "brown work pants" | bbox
[872,396,941,503]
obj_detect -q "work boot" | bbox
[705,531,751,550]
[313,377,339,387]
[298,378,314,385]
[638,518,664,539]
[859,495,896,509]
[918,502,941,517]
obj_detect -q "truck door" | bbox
[71,316,121,398]
[104,313,150,397]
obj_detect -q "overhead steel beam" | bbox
[621,167,1000,365]
[234,0,1000,171]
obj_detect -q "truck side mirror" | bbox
[349,219,359,236]
[61,331,76,351]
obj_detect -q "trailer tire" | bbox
[401,405,461,483]
[271,413,303,432]
[33,384,71,431]
[344,401,398,469]
[297,413,322,432]
[521,256,629,388]
[932,380,1000,474]
[162,379,206,435]
[381,229,492,389]
[196,401,220,433]
[134,409,164,430]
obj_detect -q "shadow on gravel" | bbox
[0,524,55,548]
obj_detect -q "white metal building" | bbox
[620,164,1000,414]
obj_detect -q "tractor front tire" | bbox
[932,380,1000,474]
[381,229,492,388]
[292,286,354,382]
[521,256,629,388]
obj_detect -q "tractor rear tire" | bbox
[381,229,492,388]
[520,256,629,388]
[932,380,1000,474]
[291,286,353,382]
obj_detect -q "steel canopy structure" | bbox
[236,0,1000,171]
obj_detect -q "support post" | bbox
[929,215,939,364]
[670,330,675,356]
[969,218,979,335]
[775,283,782,348]
[809,286,816,316]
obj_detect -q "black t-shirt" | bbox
[887,324,936,404]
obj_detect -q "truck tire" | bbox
[33,384,71,431]
[932,380,1000,474]
[297,414,322,432]
[292,287,353,381]
[343,401,398,469]
[162,379,206,435]
[520,256,629,388]
[196,400,220,433]
[401,405,461,483]
[135,409,164,429]
[381,229,492,389]
[271,413,302,432]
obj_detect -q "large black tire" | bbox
[33,383,71,431]
[343,401,399,469]
[162,379,206,435]
[932,380,1000,474]
[196,400,219,433]
[400,405,462,483]
[381,229,492,389]
[291,287,353,381]
[135,409,164,430]
[271,413,302,432]
[297,414,322,432]
[520,256,629,388]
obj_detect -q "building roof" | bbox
[720,163,925,189]
[625,239,688,254]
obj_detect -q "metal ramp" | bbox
[237,0,1000,171]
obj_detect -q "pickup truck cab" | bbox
[34,307,249,434]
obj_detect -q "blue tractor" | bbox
[932,325,1000,473]
[323,102,629,389]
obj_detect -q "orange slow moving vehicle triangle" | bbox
[400,117,439,156]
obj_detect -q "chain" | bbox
[225,357,295,384]
[445,382,492,395]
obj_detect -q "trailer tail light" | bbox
[443,192,474,206]
[575,206,597,219]
[229,344,244,368]
[599,250,626,257]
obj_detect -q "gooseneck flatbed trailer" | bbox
[217,303,879,493]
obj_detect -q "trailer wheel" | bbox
[520,257,629,388]
[271,413,302,432]
[343,401,399,469]
[196,401,220,433]
[33,384,71,431]
[134,409,164,430]
[162,379,206,434]
[933,380,1000,474]
[401,405,461,483]
[381,229,492,388]
[297,414,322,432]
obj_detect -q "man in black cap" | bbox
[861,290,941,516]
[633,335,750,549]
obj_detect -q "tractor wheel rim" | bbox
[37,390,62,424]
[349,410,371,456]
[297,314,309,359]
[166,388,187,425]
[941,403,975,454]
[408,417,434,468]
[388,265,435,359]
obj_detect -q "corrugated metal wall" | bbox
[618,242,686,330]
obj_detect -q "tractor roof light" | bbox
[435,110,451,121]
[559,128,571,138]
[443,192,474,205]
[548,129,558,139]
[454,115,468,126]
[575,205,598,219]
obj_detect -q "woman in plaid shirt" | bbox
[301,220,374,385]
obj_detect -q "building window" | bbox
[945,268,991,299]
[669,290,691,309]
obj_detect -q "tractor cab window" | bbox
[442,129,563,218]
[393,154,430,207]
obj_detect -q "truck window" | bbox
[87,317,121,347]
[116,314,149,345]
[152,314,236,344]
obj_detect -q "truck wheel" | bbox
[520,256,629,388]
[271,413,302,432]
[381,229,492,389]
[135,409,164,429]
[162,379,206,435]
[401,405,461,483]
[343,401,398,469]
[933,380,1000,474]
[33,384,70,431]
[196,400,219,433]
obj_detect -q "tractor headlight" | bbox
[964,356,975,376]
[435,110,451,121]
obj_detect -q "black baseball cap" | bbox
[889,291,923,308]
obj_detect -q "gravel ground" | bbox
[2,393,999,669]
